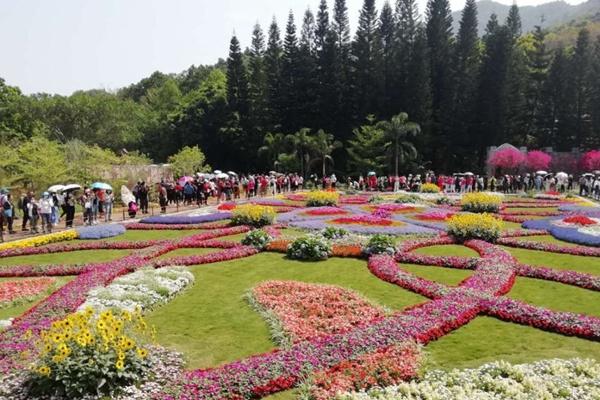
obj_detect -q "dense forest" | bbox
[2,0,600,176]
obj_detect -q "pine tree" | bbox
[332,0,353,141]
[473,16,512,164]
[591,36,600,148]
[265,18,283,130]
[248,24,269,136]
[425,0,453,168]
[379,1,396,118]
[297,9,319,128]
[571,28,593,147]
[395,0,420,112]
[451,0,480,169]
[281,11,301,132]
[506,4,522,40]
[315,0,330,52]
[226,35,249,118]
[524,26,550,144]
[353,0,381,120]
[315,0,337,133]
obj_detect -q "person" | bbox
[138,182,149,213]
[157,184,167,214]
[64,191,76,228]
[20,192,33,231]
[39,192,54,233]
[2,194,15,234]
[27,194,40,234]
[128,201,138,218]
[104,189,114,222]
[81,189,93,226]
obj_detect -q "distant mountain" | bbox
[451,0,600,36]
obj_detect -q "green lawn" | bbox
[147,252,425,370]
[157,247,221,260]
[401,264,471,286]
[502,246,600,275]
[514,234,579,248]
[414,244,479,258]
[0,249,131,267]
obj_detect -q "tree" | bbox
[297,9,319,129]
[526,150,552,171]
[580,150,600,171]
[167,145,210,177]
[265,18,284,130]
[376,113,420,177]
[571,28,594,147]
[505,4,522,39]
[487,147,526,173]
[280,11,302,133]
[257,132,289,169]
[395,0,420,114]
[309,129,342,177]
[378,1,396,118]
[226,35,249,121]
[451,0,480,168]
[247,24,269,135]
[523,26,551,144]
[352,0,381,119]
[347,115,387,174]
[591,36,600,148]
[425,0,453,168]
[286,128,314,178]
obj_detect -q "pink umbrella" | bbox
[178,176,194,185]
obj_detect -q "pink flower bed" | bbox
[414,210,455,221]
[125,221,231,230]
[303,207,348,216]
[331,215,397,226]
[0,278,56,306]
[250,281,387,344]
[497,237,600,257]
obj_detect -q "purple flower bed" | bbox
[139,212,232,225]
[75,224,126,239]
[289,218,437,235]
[522,216,600,247]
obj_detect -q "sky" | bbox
[0,0,588,95]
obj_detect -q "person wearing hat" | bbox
[39,192,54,233]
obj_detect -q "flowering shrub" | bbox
[447,213,503,242]
[75,224,126,240]
[487,147,526,171]
[580,150,600,171]
[420,183,440,193]
[247,281,386,347]
[526,150,552,171]
[320,226,349,240]
[395,194,421,204]
[563,215,596,226]
[287,235,332,261]
[338,358,600,400]
[0,278,56,308]
[306,342,422,400]
[461,192,502,213]
[231,204,276,227]
[305,191,340,207]
[304,207,347,216]
[80,267,195,312]
[241,229,273,250]
[363,234,396,256]
[0,230,78,251]
[28,308,152,397]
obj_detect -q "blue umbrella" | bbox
[90,182,112,190]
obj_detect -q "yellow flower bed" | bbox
[461,192,502,213]
[447,213,503,242]
[231,204,276,227]
[31,308,152,397]
[0,230,78,251]
[306,190,340,207]
[420,183,440,193]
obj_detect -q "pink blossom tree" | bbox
[551,153,578,174]
[526,150,552,171]
[580,150,600,171]
[487,148,526,173]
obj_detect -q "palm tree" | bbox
[309,129,342,177]
[286,128,314,178]
[376,113,420,177]
[257,132,287,170]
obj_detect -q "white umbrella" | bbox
[216,173,229,179]
[228,171,238,176]
[535,171,548,175]
[555,172,568,180]
[367,171,376,176]
[48,184,65,193]
[121,185,136,206]
[214,170,222,175]
[463,172,474,176]
[62,184,82,192]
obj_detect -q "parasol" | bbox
[90,182,113,191]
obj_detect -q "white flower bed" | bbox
[338,358,600,400]
[80,267,194,313]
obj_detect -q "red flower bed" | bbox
[304,207,348,216]
[266,239,291,253]
[331,215,395,226]
[332,244,364,258]
[562,215,597,226]
[309,343,422,400]
[217,202,237,211]
[0,278,56,306]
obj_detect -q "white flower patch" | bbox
[80,267,194,313]
[338,358,600,400]
[553,217,600,229]
[579,225,600,237]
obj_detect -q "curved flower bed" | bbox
[331,215,398,226]
[303,207,348,216]
[75,224,126,239]
[0,230,78,251]
[139,212,232,225]
[125,221,230,230]
[0,278,56,308]
[522,214,600,247]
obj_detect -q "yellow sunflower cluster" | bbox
[447,213,503,242]
[33,307,152,390]
[0,230,78,251]
[305,190,340,207]
[460,192,502,213]
[231,204,276,227]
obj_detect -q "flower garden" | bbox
[2,190,600,399]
